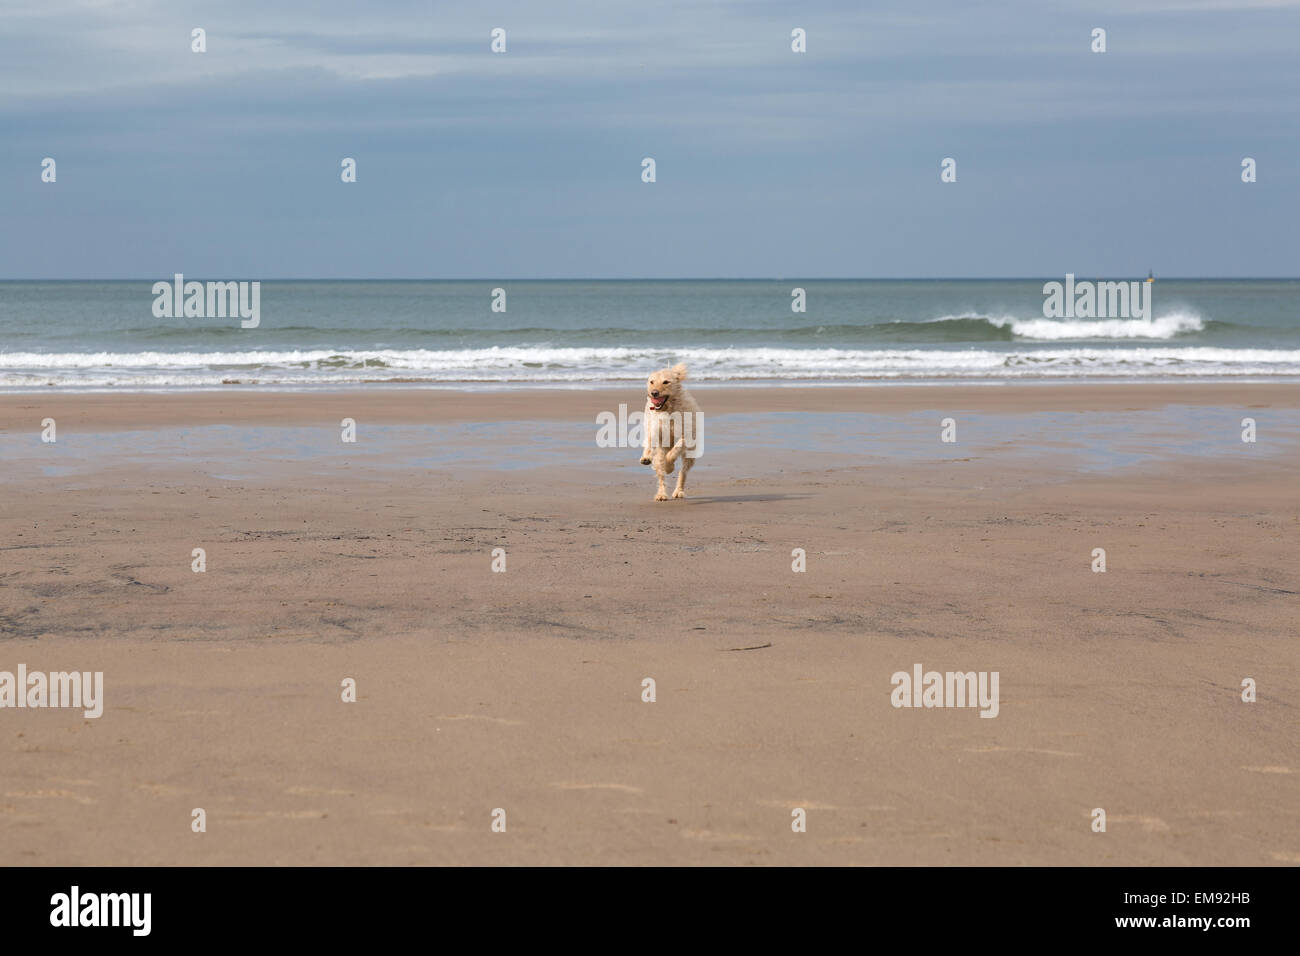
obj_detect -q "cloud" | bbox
[0,0,1295,276]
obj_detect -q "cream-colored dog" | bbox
[639,363,701,501]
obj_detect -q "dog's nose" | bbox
[651,391,659,397]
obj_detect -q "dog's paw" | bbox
[654,491,668,501]
[672,489,686,499]
[639,455,652,466]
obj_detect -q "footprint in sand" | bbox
[550,782,644,794]
[226,809,328,822]
[681,828,757,842]
[1104,814,1171,833]
[135,782,186,795]
[5,789,94,805]
[965,746,1081,756]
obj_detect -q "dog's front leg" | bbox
[672,454,691,499]
[664,437,686,467]
[650,448,671,501]
[639,406,655,465]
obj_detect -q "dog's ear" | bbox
[671,363,688,381]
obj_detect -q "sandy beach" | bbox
[1,383,1296,865]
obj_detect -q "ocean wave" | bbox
[908,311,1207,340]
[1007,311,1205,340]
[3,344,1300,387]
[100,312,1216,346]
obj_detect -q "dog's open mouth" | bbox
[649,395,667,408]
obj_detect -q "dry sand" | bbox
[1,384,1296,865]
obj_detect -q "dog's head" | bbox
[646,363,688,410]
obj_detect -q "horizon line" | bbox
[3,276,1299,283]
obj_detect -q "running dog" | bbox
[639,363,701,501]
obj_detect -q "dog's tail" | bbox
[671,362,688,380]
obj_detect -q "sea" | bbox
[2,279,1298,390]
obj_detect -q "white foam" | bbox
[921,311,1204,340]
[3,343,1300,386]
[1008,311,1204,340]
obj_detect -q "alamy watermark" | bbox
[891,664,999,718]
[151,274,260,328]
[1043,273,1151,320]
[0,664,103,718]
[50,886,150,936]
[596,404,705,458]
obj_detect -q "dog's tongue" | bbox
[651,397,666,407]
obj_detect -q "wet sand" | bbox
[1,384,1297,865]
[3,381,1296,430]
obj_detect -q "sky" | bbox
[1,0,1297,278]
